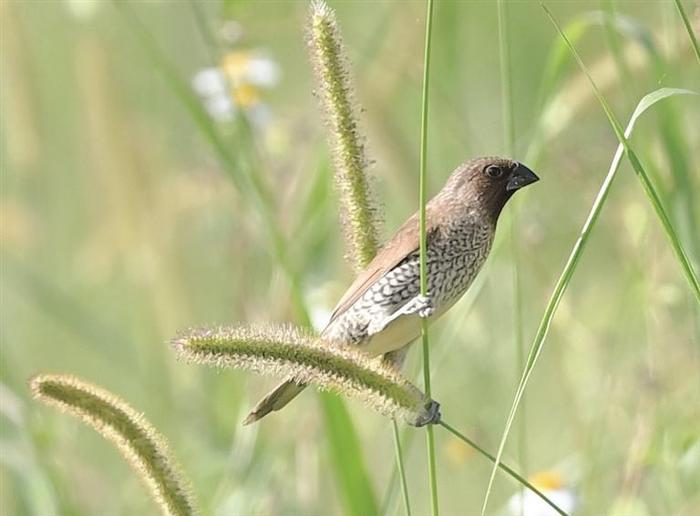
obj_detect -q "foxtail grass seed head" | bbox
[172,324,439,426]
[307,0,380,270]
[29,374,197,516]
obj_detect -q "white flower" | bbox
[192,50,280,125]
[506,471,577,516]
[192,68,229,98]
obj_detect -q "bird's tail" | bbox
[243,380,307,425]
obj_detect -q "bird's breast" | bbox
[427,220,493,306]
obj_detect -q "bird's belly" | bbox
[363,313,422,357]
[361,294,460,357]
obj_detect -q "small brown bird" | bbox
[244,156,539,425]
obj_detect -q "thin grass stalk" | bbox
[418,0,438,514]
[392,419,412,516]
[525,11,671,167]
[673,0,700,64]
[524,7,700,265]
[380,425,417,516]
[497,4,528,515]
[393,416,411,516]
[30,374,196,516]
[438,421,567,516]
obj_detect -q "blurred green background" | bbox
[2,0,699,515]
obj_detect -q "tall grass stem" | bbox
[418,0,438,514]
[392,419,412,516]
[497,2,528,500]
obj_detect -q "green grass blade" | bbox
[418,0,438,515]
[320,395,379,516]
[479,75,697,515]
[542,4,700,301]
[525,6,699,264]
[673,0,700,64]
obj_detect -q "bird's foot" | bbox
[412,400,441,427]
[404,294,434,318]
[366,294,434,335]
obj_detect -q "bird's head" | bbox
[440,156,539,224]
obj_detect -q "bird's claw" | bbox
[412,400,441,427]
[367,294,434,334]
[406,294,434,318]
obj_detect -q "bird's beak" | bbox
[506,162,539,191]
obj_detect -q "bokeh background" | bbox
[2,0,699,515]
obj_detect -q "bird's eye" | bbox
[485,165,503,178]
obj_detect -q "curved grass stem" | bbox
[497,2,529,503]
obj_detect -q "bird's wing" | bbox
[324,210,439,328]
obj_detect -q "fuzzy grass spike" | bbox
[29,374,196,516]
[307,0,380,270]
[172,324,439,426]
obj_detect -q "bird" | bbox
[244,156,539,425]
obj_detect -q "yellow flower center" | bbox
[232,84,261,108]
[530,471,564,490]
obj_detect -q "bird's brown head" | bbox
[438,156,539,224]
